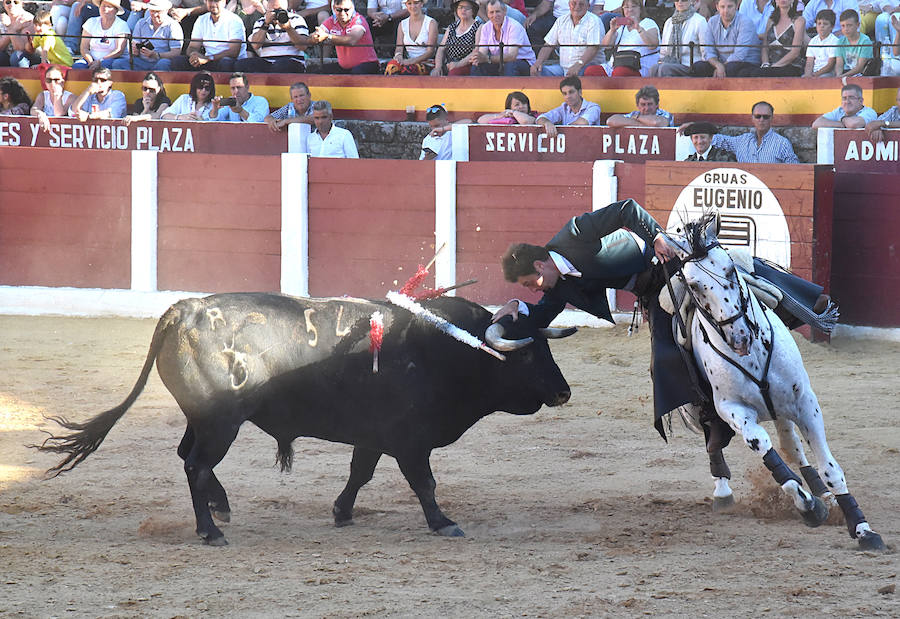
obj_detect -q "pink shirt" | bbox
[322,12,378,69]
[478,16,536,63]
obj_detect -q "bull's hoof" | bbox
[711,494,736,513]
[334,518,354,528]
[202,535,228,547]
[800,495,829,528]
[857,531,886,552]
[211,509,231,523]
[435,524,465,538]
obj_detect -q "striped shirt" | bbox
[712,129,799,164]
[626,108,674,127]
[877,106,900,122]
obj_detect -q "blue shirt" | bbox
[76,90,128,118]
[823,105,878,122]
[213,93,270,122]
[701,13,762,64]
[877,106,900,122]
[713,129,799,163]
[537,99,602,126]
[626,108,674,127]
[802,0,860,34]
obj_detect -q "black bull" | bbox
[38,293,574,545]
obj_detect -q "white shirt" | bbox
[420,132,452,160]
[545,11,606,71]
[193,9,248,58]
[807,33,839,72]
[308,124,359,158]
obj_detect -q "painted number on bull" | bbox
[304,309,318,347]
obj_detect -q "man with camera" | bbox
[209,72,270,122]
[234,0,312,72]
[111,0,184,70]
[169,0,247,71]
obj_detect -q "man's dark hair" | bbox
[501,243,550,282]
[838,8,858,23]
[229,72,248,86]
[559,75,582,93]
[815,8,835,25]
[751,100,774,115]
[635,85,660,105]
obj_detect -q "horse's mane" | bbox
[683,212,719,257]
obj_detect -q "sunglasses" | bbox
[426,105,445,113]
[334,6,352,12]
[752,114,771,120]
[197,83,212,90]
[4,1,22,5]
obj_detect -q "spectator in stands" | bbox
[803,8,839,76]
[1,0,38,67]
[835,8,873,76]
[124,71,171,124]
[168,0,206,44]
[880,13,900,75]
[169,0,247,71]
[471,0,535,75]
[161,70,216,120]
[72,0,130,68]
[431,0,483,75]
[477,90,538,124]
[31,9,74,67]
[738,0,774,36]
[652,0,707,77]
[874,2,899,50]
[311,0,380,74]
[693,0,760,76]
[478,0,527,24]
[530,0,605,76]
[111,0,183,70]
[525,0,598,47]
[49,0,75,44]
[812,83,878,127]
[683,121,737,161]
[264,81,316,132]
[70,66,127,120]
[0,76,31,115]
[606,85,674,127]
[65,0,135,56]
[367,0,407,51]
[31,65,75,131]
[235,0,311,73]
[297,0,329,31]
[865,86,900,141]
[420,103,453,160]
[681,102,799,162]
[751,0,806,76]
[803,0,859,35]
[209,72,269,122]
[384,0,438,74]
[308,100,359,157]
[536,76,601,138]
[225,0,264,34]
[590,0,659,76]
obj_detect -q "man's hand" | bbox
[189,51,208,67]
[36,110,51,133]
[170,7,192,21]
[653,233,676,263]
[530,62,542,76]
[491,300,521,323]
[865,119,887,143]
[713,64,726,78]
[265,116,282,132]
[676,121,693,136]
[539,119,558,138]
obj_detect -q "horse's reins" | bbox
[665,242,779,419]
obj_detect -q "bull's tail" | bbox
[35,305,180,477]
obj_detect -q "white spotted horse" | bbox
[664,214,885,551]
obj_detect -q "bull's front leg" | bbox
[396,452,463,537]
[333,446,382,527]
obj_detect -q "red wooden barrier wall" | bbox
[455,161,595,306]
[307,159,436,298]
[156,153,281,292]
[0,148,131,288]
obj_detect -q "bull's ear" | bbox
[539,327,577,339]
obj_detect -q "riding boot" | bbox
[701,406,734,453]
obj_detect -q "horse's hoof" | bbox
[712,494,736,513]
[334,518,354,528]
[202,535,228,547]
[435,524,465,537]
[801,495,829,528]
[857,531,886,552]
[212,510,231,523]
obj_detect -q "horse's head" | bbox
[669,214,758,356]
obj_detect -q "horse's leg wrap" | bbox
[762,448,802,486]
[799,465,829,497]
[835,493,866,539]
[708,450,731,480]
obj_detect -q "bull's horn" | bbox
[539,327,577,339]
[484,323,533,352]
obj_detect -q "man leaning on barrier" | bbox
[865,86,900,142]
[812,83,878,128]
[680,101,799,163]
[606,85,675,128]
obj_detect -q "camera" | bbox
[273,8,289,24]
[219,97,238,107]
[136,41,154,50]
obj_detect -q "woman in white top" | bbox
[652,0,708,76]
[591,0,660,76]
[390,0,438,71]
[30,65,75,132]
[72,0,130,69]
[161,71,216,121]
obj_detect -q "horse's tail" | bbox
[34,305,180,477]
